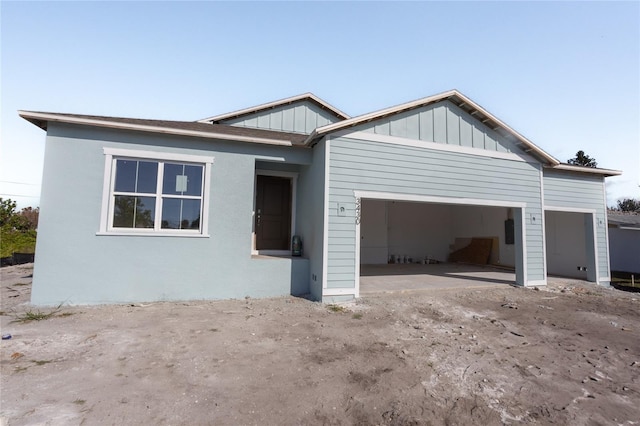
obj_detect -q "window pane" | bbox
[113,196,156,228]
[161,198,181,229]
[134,196,156,228]
[114,160,157,194]
[183,165,203,196]
[136,161,158,193]
[163,163,183,195]
[114,160,136,192]
[182,199,201,229]
[162,163,203,196]
[113,195,135,227]
[161,198,201,230]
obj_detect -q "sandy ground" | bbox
[1,263,639,425]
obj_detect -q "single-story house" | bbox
[607,211,640,274]
[20,90,621,305]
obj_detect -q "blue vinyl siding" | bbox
[543,170,610,279]
[355,100,519,154]
[326,136,544,289]
[222,100,341,134]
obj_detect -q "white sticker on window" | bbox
[176,175,188,192]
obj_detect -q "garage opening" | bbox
[359,199,520,293]
[544,210,595,281]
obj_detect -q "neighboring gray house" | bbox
[607,211,640,274]
[20,90,621,305]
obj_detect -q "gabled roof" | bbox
[19,111,309,147]
[197,93,350,123]
[304,89,560,165]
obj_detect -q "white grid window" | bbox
[99,148,213,236]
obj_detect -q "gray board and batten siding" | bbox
[325,134,546,293]
[354,99,522,154]
[220,100,342,135]
[543,169,610,282]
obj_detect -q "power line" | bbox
[0,193,40,198]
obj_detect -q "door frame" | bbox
[252,169,297,256]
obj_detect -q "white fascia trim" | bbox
[543,205,597,214]
[322,138,331,290]
[323,288,358,297]
[619,226,640,231]
[197,93,350,123]
[539,167,547,278]
[103,147,215,164]
[521,207,528,286]
[336,130,526,162]
[21,111,294,147]
[548,164,622,176]
[353,190,526,209]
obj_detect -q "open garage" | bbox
[357,198,522,293]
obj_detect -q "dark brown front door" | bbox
[255,175,292,250]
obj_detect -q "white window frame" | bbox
[98,148,214,237]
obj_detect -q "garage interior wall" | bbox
[360,200,515,267]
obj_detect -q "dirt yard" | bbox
[1,263,639,425]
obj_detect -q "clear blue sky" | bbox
[1,1,638,208]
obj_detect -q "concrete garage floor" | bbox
[359,263,517,295]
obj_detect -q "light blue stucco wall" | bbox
[221,100,341,134]
[32,123,319,305]
[295,140,327,301]
[325,135,545,291]
[543,169,610,282]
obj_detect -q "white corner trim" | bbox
[354,206,361,299]
[322,138,331,290]
[591,212,600,283]
[521,207,528,286]
[602,183,612,279]
[539,167,547,279]
[353,190,526,209]
[334,130,526,162]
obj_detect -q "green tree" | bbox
[0,198,30,230]
[616,198,640,212]
[567,150,597,168]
